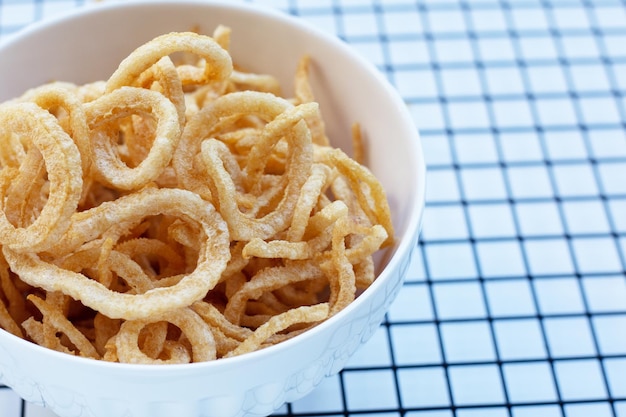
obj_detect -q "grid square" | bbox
[432,282,487,320]
[440,321,496,363]
[485,279,537,317]
[604,358,626,398]
[387,283,434,322]
[582,275,626,313]
[382,9,423,36]
[524,240,575,276]
[390,323,442,365]
[424,242,478,281]
[483,66,526,96]
[543,130,587,161]
[433,38,476,63]
[499,132,544,163]
[446,100,491,130]
[448,365,506,406]
[593,5,626,28]
[572,237,623,274]
[492,99,534,128]
[453,133,499,164]
[346,326,392,368]
[562,200,611,234]
[410,102,447,131]
[544,317,597,358]
[440,67,483,97]
[344,369,399,410]
[592,315,626,355]
[290,375,344,413]
[476,240,526,278]
[422,205,469,241]
[561,34,601,60]
[469,8,508,32]
[510,7,550,31]
[604,34,626,58]
[388,39,431,66]
[578,96,622,126]
[518,35,559,61]
[551,6,591,31]
[494,319,547,360]
[589,128,626,159]
[554,359,608,401]
[426,8,467,35]
[467,203,516,238]
[552,163,599,198]
[534,277,585,314]
[477,37,517,62]
[515,202,564,237]
[526,64,568,94]
[503,362,558,403]
[394,69,439,99]
[568,63,611,93]
[512,405,563,417]
[397,367,451,408]
[425,169,461,203]
[460,167,508,201]
[507,165,554,200]
[341,12,379,37]
[564,403,614,417]
[534,97,578,127]
[599,162,626,195]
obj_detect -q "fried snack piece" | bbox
[4,188,230,320]
[0,29,395,363]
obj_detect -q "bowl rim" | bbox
[0,0,427,373]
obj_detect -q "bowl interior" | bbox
[0,0,425,364]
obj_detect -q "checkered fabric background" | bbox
[1,0,626,416]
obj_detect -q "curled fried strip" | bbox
[321,147,394,247]
[84,87,181,190]
[225,303,329,358]
[106,32,233,91]
[0,102,83,253]
[115,308,216,364]
[223,261,324,326]
[3,188,230,320]
[200,102,315,240]
[27,294,99,359]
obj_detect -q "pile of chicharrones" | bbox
[0,27,393,364]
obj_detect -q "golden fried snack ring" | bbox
[84,87,181,190]
[106,32,233,92]
[0,102,83,253]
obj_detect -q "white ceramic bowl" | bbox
[0,1,426,416]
